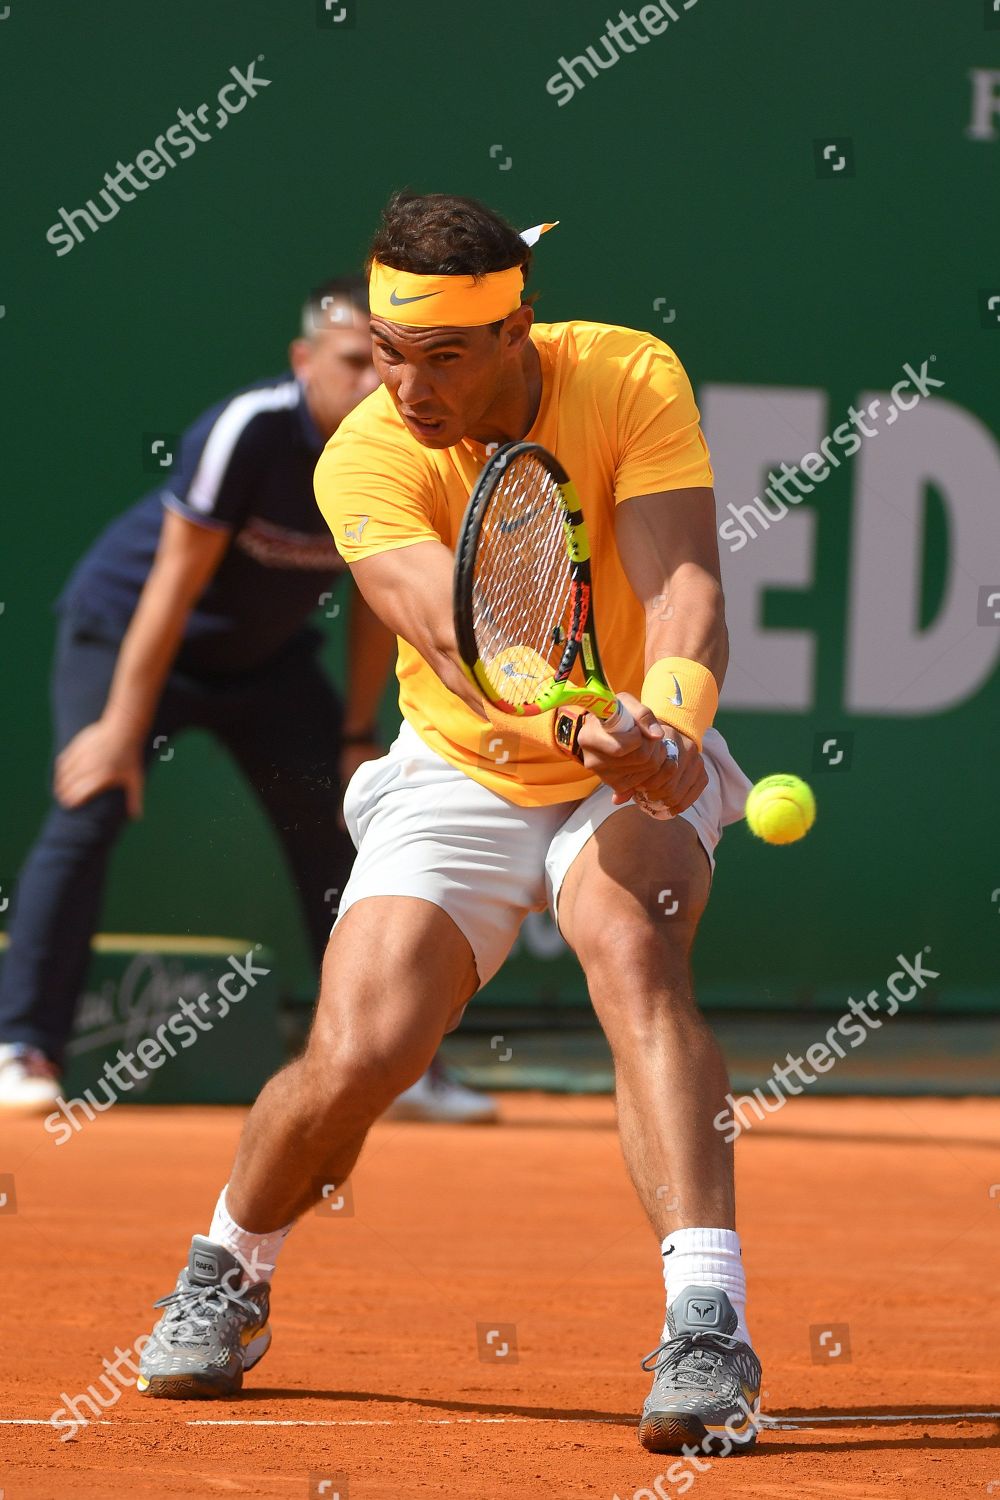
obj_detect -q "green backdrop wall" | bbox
[2,1,997,1012]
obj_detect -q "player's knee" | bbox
[303,1026,433,1116]
[581,901,700,973]
[581,912,698,1023]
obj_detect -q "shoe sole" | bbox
[137,1328,271,1400]
[638,1410,758,1456]
[137,1372,244,1399]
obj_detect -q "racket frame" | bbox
[453,441,619,721]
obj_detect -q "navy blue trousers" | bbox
[0,615,355,1063]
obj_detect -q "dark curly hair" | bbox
[366,192,532,327]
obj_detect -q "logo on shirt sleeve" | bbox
[344,516,370,543]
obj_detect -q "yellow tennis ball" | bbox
[745,774,816,845]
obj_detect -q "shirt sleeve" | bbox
[613,338,714,503]
[314,421,441,565]
[163,393,271,531]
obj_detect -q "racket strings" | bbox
[471,456,576,708]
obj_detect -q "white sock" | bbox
[661,1226,751,1347]
[208,1186,293,1284]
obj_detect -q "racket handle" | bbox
[603,701,675,821]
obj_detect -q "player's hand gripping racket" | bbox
[453,441,674,819]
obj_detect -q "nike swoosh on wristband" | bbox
[668,674,683,707]
[389,288,443,306]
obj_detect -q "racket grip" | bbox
[603,702,675,821]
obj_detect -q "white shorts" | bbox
[337,721,750,990]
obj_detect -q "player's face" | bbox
[369,312,530,450]
[290,305,380,438]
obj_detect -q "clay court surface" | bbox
[2,1093,998,1499]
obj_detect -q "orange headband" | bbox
[368,221,558,327]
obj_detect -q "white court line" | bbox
[186,1417,619,1427]
[759,1411,1000,1429]
[4,1410,999,1430]
[0,1416,613,1430]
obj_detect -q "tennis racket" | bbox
[452,440,674,819]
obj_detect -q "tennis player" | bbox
[138,193,761,1456]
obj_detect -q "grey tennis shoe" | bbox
[137,1236,271,1399]
[638,1285,761,1454]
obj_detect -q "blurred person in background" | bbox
[0,276,495,1125]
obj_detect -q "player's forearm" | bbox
[350,546,486,716]
[406,602,487,715]
[644,564,729,691]
[423,633,489,716]
[343,586,396,735]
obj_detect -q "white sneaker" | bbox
[385,1060,498,1124]
[0,1044,62,1114]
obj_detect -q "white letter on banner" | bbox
[846,396,1000,713]
[700,385,823,711]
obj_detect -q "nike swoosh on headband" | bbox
[389,288,443,306]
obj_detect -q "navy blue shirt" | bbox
[58,375,346,675]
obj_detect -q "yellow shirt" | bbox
[314,320,713,806]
